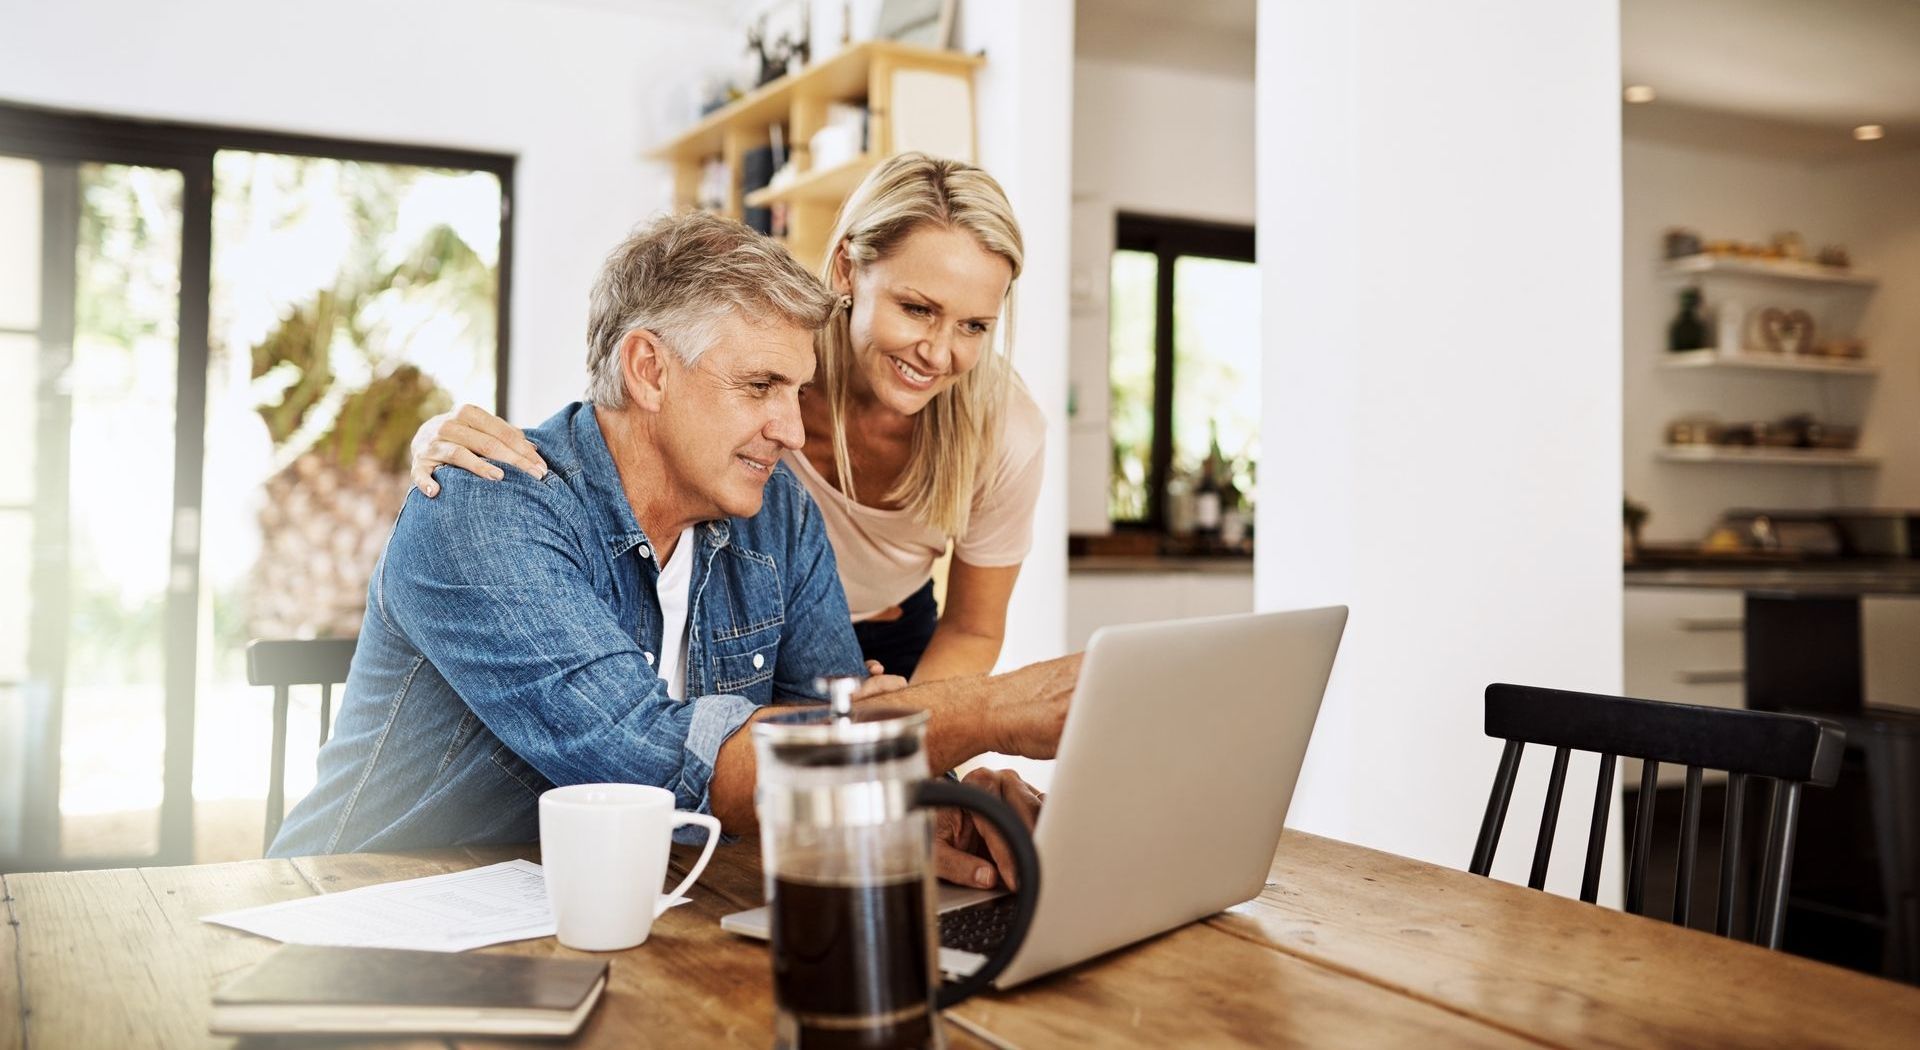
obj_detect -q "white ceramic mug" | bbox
[539,783,721,951]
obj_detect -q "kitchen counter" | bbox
[1625,560,1920,596]
[1069,554,1254,575]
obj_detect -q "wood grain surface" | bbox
[6,831,1917,1048]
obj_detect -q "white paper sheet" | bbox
[202,859,688,953]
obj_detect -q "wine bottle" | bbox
[1194,424,1225,542]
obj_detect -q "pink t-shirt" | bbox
[782,383,1046,621]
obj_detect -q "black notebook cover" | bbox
[216,944,607,1012]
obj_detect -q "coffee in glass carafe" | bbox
[753,693,1039,1049]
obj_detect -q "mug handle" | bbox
[913,779,1041,1009]
[656,813,722,918]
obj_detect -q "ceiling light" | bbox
[1623,85,1657,104]
[1854,124,1885,141]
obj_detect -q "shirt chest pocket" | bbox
[710,619,781,698]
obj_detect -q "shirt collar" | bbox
[570,402,732,558]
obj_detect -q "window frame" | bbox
[0,102,514,870]
[1111,212,1256,533]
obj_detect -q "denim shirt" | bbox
[269,402,864,857]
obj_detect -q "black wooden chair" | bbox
[1469,683,1845,948]
[246,638,356,854]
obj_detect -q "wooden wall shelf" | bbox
[743,154,881,208]
[651,40,983,272]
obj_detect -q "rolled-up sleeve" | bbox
[380,470,753,828]
[674,691,759,838]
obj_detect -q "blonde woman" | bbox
[412,153,1044,685]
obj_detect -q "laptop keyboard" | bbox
[938,896,1020,955]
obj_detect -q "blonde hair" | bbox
[818,153,1024,538]
[585,211,834,407]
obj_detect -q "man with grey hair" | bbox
[272,213,1075,867]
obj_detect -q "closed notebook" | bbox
[211,944,608,1037]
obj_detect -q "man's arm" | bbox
[707,655,1080,831]
[379,471,756,823]
[701,472,1083,831]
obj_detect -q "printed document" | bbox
[203,859,688,952]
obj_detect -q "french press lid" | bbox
[753,703,929,767]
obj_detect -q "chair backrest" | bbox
[1469,683,1844,948]
[246,638,356,855]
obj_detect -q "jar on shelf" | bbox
[1668,287,1708,352]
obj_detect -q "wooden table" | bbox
[6,831,1918,1048]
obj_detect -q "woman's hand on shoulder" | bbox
[411,404,547,497]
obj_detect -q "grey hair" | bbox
[584,211,836,407]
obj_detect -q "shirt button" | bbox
[752,653,765,670]
[638,544,652,560]
[644,652,656,666]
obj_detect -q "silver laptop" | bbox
[721,605,1348,988]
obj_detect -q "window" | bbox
[0,104,511,868]
[1107,214,1258,538]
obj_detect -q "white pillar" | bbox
[1257,0,1625,896]
[957,0,1075,672]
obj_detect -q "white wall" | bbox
[1066,58,1255,534]
[1259,1,1625,895]
[0,0,738,420]
[953,1,1076,674]
[1834,152,1920,513]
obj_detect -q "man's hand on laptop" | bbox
[934,767,1044,890]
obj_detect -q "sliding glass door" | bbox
[0,105,510,870]
[0,137,206,868]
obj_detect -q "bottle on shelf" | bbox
[1668,286,1708,352]
[1219,462,1246,552]
[1193,423,1226,545]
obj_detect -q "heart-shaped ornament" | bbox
[1755,307,1816,355]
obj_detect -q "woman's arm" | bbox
[409,403,548,497]
[910,558,1022,682]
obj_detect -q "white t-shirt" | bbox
[654,527,696,700]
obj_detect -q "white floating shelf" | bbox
[1658,447,1879,468]
[1661,349,1879,376]
[1660,255,1877,288]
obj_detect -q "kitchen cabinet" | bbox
[1625,587,1745,786]
[1066,567,1253,652]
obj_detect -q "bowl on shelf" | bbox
[1666,417,1723,446]
[1808,424,1860,451]
[1755,421,1802,448]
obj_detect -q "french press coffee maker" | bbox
[753,682,1040,1049]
